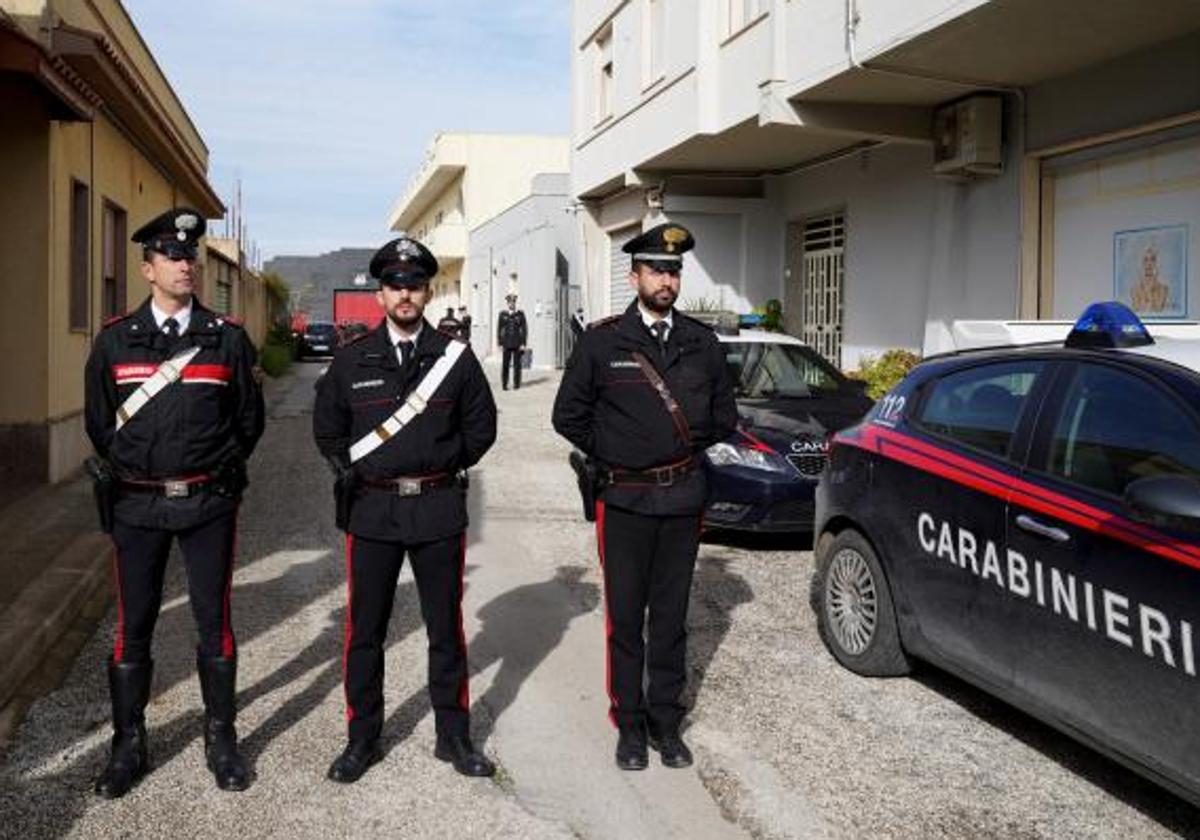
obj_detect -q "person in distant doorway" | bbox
[437,306,463,338]
[497,293,527,390]
[569,307,587,346]
[458,306,473,344]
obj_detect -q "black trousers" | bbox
[110,511,239,664]
[342,532,469,742]
[501,348,522,389]
[595,500,700,732]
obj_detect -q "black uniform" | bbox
[552,300,737,735]
[85,209,264,796]
[313,321,497,745]
[497,305,527,390]
[85,298,264,662]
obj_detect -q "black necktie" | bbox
[163,317,180,339]
[397,340,414,366]
[651,321,668,358]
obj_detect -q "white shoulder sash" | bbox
[348,340,468,464]
[115,344,203,431]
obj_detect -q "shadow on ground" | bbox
[913,665,1200,838]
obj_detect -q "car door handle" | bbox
[1015,514,1070,543]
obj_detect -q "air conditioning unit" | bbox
[932,95,1003,179]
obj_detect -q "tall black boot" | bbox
[94,659,152,799]
[197,653,249,791]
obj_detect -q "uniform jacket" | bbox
[84,297,265,530]
[552,301,738,515]
[497,310,527,350]
[313,320,497,543]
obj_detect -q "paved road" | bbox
[0,361,1196,839]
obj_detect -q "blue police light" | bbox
[1065,301,1154,349]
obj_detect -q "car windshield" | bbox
[308,323,337,336]
[723,341,847,399]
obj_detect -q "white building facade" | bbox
[467,174,580,368]
[572,0,1200,369]
[388,133,570,325]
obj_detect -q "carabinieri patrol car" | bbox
[813,302,1200,806]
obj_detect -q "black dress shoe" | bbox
[649,730,693,768]
[327,739,382,784]
[615,726,648,771]
[434,735,495,777]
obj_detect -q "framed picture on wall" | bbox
[1114,224,1188,319]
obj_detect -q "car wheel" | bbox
[814,529,910,676]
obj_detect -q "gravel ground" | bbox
[683,532,1200,839]
[0,363,574,840]
[3,362,1198,840]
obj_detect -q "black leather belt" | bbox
[606,457,698,487]
[119,475,212,499]
[361,473,456,497]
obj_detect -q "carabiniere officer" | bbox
[552,222,738,770]
[84,207,265,797]
[313,236,498,782]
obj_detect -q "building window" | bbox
[595,25,614,125]
[69,180,89,331]
[101,200,127,320]
[643,0,665,88]
[722,0,765,40]
[214,261,233,315]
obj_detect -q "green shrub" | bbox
[848,349,921,399]
[259,342,293,378]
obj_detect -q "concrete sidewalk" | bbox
[0,475,112,745]
[0,373,295,747]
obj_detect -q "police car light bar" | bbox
[1065,301,1154,350]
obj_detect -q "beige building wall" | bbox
[0,80,52,430]
[0,0,224,486]
[388,133,570,318]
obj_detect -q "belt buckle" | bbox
[656,467,673,487]
[164,480,190,499]
[396,478,422,497]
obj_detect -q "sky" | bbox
[124,1,571,261]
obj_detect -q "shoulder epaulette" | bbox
[587,315,621,331]
[102,312,132,329]
[340,330,372,348]
[219,315,244,327]
[435,328,466,344]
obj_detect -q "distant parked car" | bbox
[298,321,338,359]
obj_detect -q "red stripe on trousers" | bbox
[220,515,238,657]
[111,544,125,663]
[456,533,470,711]
[594,500,619,727]
[343,534,356,722]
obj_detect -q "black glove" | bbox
[328,454,356,531]
[211,451,249,499]
[568,449,603,523]
[84,456,116,534]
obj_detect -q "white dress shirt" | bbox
[150,298,194,335]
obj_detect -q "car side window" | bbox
[915,361,1043,458]
[1045,364,1200,497]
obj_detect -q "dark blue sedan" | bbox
[702,330,873,532]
